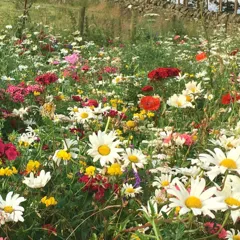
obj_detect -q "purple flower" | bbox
[133,171,141,188]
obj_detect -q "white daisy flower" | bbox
[0,192,26,223]
[139,199,170,218]
[52,139,79,166]
[216,175,240,223]
[87,130,123,166]
[175,166,201,177]
[185,81,203,95]
[167,94,193,108]
[199,147,240,181]
[226,229,240,240]
[210,135,240,150]
[122,183,142,198]
[72,107,95,124]
[152,174,172,189]
[12,107,29,119]
[167,177,226,218]
[151,189,167,204]
[22,170,51,188]
[122,148,147,172]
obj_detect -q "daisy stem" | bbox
[104,116,111,133]
[151,219,163,240]
[221,170,229,190]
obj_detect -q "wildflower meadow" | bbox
[1,2,240,239]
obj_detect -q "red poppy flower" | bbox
[221,93,232,105]
[196,52,207,61]
[221,92,240,105]
[139,96,160,111]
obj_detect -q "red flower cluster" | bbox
[35,73,58,85]
[139,96,160,111]
[221,92,240,105]
[148,67,180,81]
[204,222,227,239]
[6,83,44,103]
[79,174,116,201]
[0,139,19,161]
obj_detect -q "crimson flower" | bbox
[148,67,180,81]
[141,85,154,92]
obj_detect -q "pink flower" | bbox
[65,53,79,65]
[83,99,98,107]
[180,134,194,146]
[204,222,227,239]
[174,35,181,40]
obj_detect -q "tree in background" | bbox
[14,0,36,38]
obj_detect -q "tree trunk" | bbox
[130,9,137,43]
[234,0,238,15]
[219,0,223,12]
[79,6,86,36]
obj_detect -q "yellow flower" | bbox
[56,150,71,161]
[85,166,96,176]
[0,167,18,176]
[147,112,155,118]
[26,160,40,173]
[41,196,58,207]
[33,91,41,96]
[107,163,122,176]
[40,102,56,118]
[0,168,5,176]
[19,141,30,147]
[116,129,123,136]
[126,120,136,128]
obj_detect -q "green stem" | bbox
[104,116,111,133]
[196,210,230,240]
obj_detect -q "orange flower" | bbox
[139,96,160,111]
[196,52,207,61]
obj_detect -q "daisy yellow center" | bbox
[125,187,135,194]
[190,87,196,93]
[220,158,237,169]
[4,206,14,213]
[185,196,202,208]
[176,101,183,107]
[227,142,234,148]
[56,150,71,161]
[98,145,111,156]
[225,197,240,206]
[185,95,192,102]
[128,155,139,163]
[161,180,170,187]
[233,236,240,240]
[81,112,89,119]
